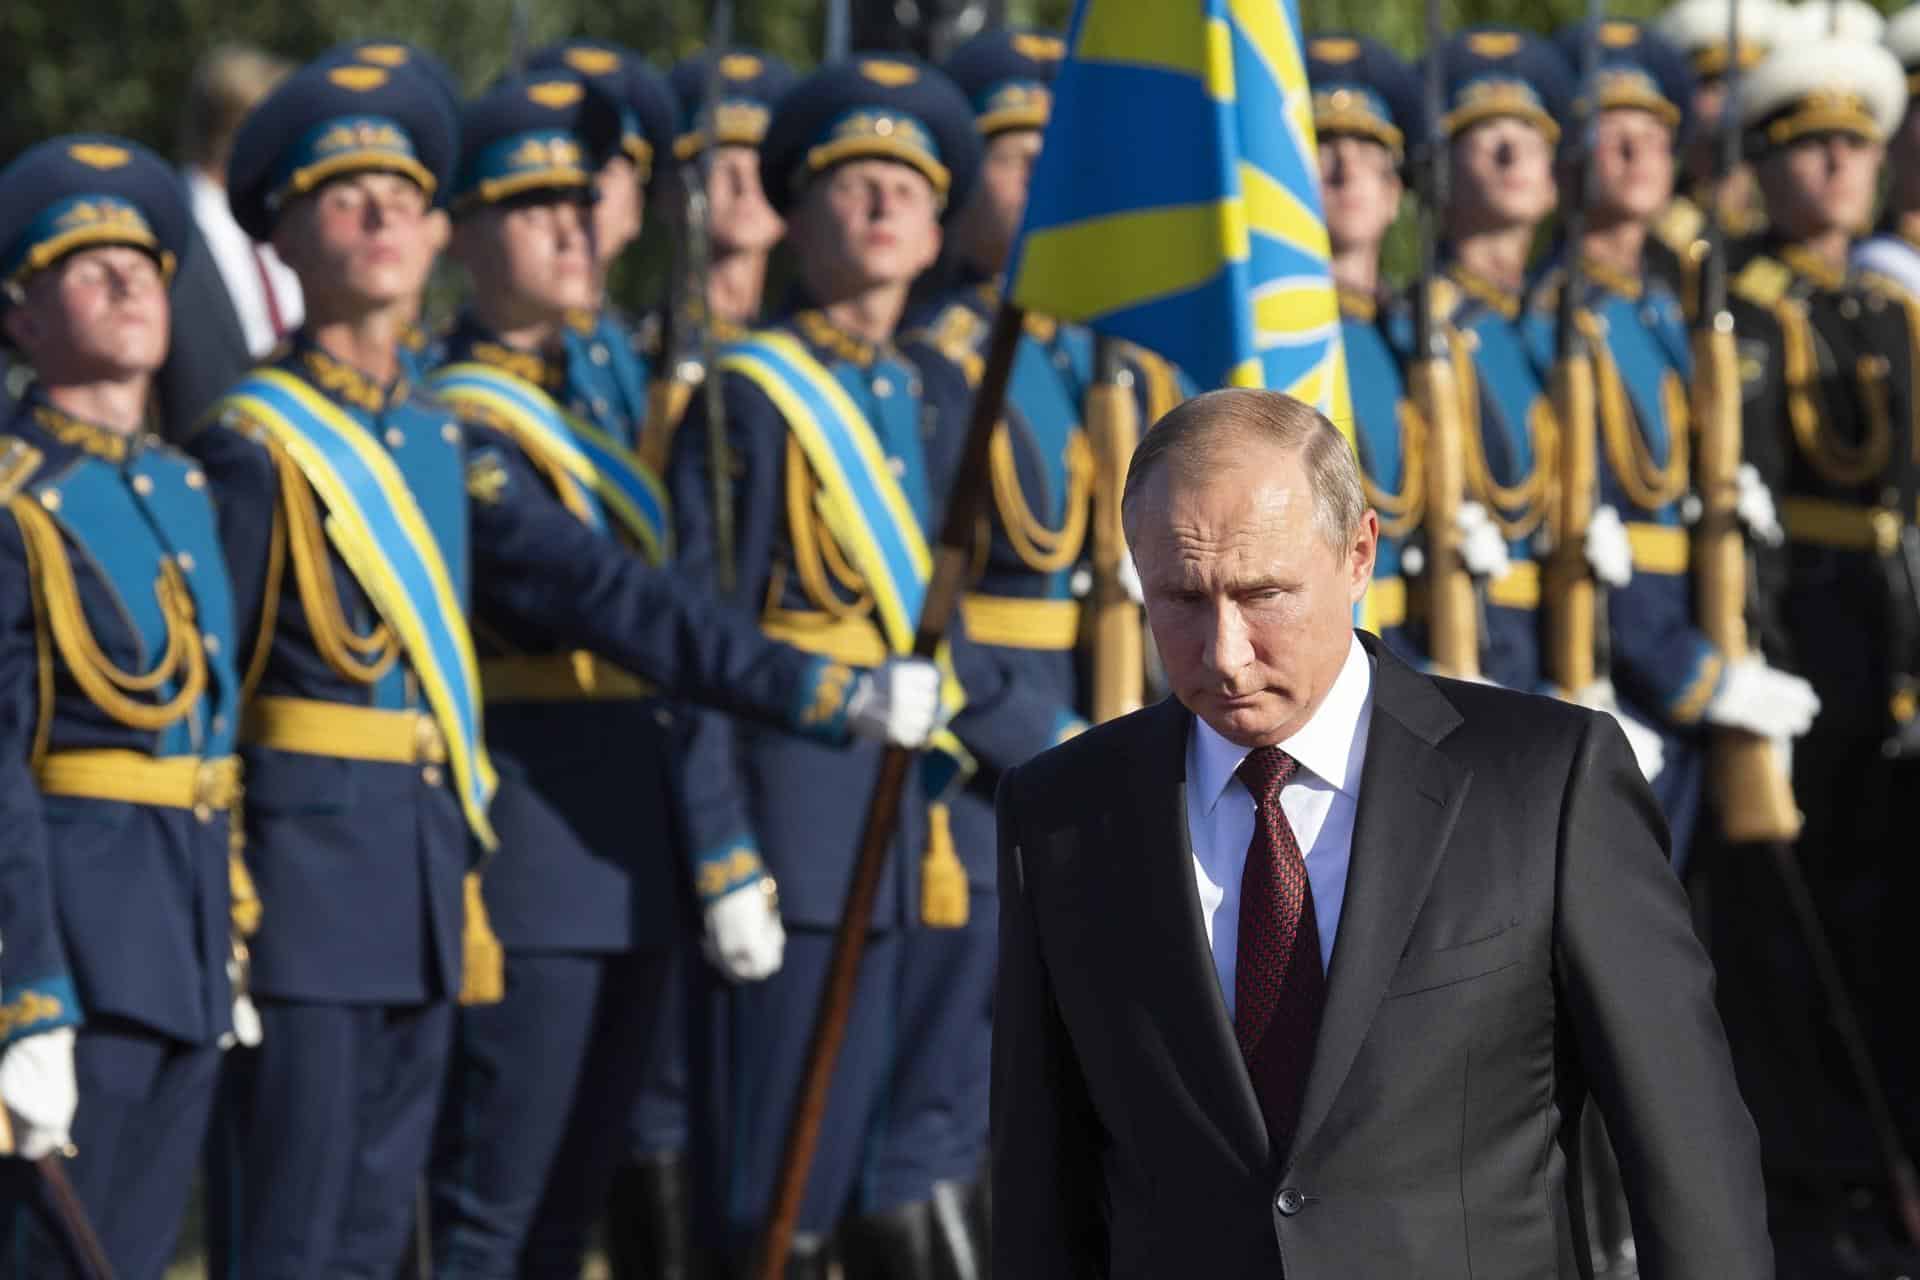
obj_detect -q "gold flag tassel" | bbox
[919,802,969,929]
[459,870,505,1005]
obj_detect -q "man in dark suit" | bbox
[991,388,1773,1278]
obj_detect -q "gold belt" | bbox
[242,696,446,765]
[481,654,653,703]
[958,594,1081,651]
[760,608,890,667]
[1486,560,1541,610]
[1626,522,1690,576]
[1366,575,1407,629]
[36,751,240,823]
[1782,496,1904,555]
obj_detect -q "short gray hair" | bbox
[1121,388,1365,550]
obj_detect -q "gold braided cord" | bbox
[13,503,57,768]
[1777,297,1890,488]
[1451,335,1557,541]
[783,434,874,621]
[240,491,287,705]
[988,424,1092,574]
[9,496,206,733]
[1362,401,1426,538]
[272,447,400,684]
[1582,311,1691,511]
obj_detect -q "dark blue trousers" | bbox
[1,1017,219,1280]
[431,948,671,1279]
[208,998,453,1279]
[627,939,692,1159]
[692,929,914,1250]
[871,896,997,1203]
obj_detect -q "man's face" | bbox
[954,128,1042,275]
[1759,131,1884,239]
[1584,107,1676,226]
[1890,108,1920,206]
[272,171,438,313]
[1131,436,1376,748]
[707,143,785,256]
[1449,116,1559,234]
[4,245,170,382]
[1692,77,1728,143]
[1318,134,1403,255]
[593,155,644,268]
[453,193,600,321]
[790,158,943,298]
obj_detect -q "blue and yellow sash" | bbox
[719,331,969,781]
[219,369,499,849]
[428,362,672,565]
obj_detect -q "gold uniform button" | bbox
[591,344,611,366]
[385,428,406,449]
[177,552,195,572]
[888,456,906,477]
[423,765,443,786]
[186,469,207,490]
[873,376,894,397]
[442,424,461,444]
[39,489,60,511]
[132,474,155,496]
[203,633,222,656]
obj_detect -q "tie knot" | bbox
[1236,745,1299,802]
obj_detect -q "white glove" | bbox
[1735,463,1785,548]
[0,1027,76,1160]
[1575,680,1666,782]
[1456,502,1512,580]
[225,948,262,1050]
[702,879,786,982]
[1115,551,1144,606]
[1704,656,1821,739]
[1585,505,1634,590]
[845,657,942,749]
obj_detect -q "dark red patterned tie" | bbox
[1233,745,1326,1156]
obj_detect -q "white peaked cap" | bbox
[1741,34,1907,143]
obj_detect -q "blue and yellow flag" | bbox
[1007,0,1352,435]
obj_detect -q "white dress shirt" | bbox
[1186,633,1374,1019]
[185,167,304,359]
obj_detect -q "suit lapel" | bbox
[1286,641,1473,1170]
[1122,697,1272,1173]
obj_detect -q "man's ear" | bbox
[1349,508,1381,604]
[2,295,39,356]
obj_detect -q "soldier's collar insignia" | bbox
[31,402,131,463]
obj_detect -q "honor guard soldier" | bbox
[0,135,242,1280]
[1649,0,1784,309]
[419,70,701,1279]
[601,45,802,1280]
[641,48,800,475]
[1307,32,1474,663]
[1710,32,1920,1264]
[1531,19,1817,868]
[1853,5,1920,296]
[525,41,681,451]
[1433,29,1668,771]
[667,55,1031,1276]
[883,27,1189,1272]
[189,55,940,1278]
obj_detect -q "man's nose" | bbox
[1201,603,1253,680]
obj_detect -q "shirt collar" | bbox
[1190,632,1375,816]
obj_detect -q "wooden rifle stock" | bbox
[1087,341,1143,723]
[1546,349,1598,695]
[1410,354,1480,678]
[1691,320,1802,842]
[754,304,1026,1280]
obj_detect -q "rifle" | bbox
[1692,0,1798,843]
[698,0,740,593]
[1088,337,1144,722]
[1543,2,1605,697]
[1408,0,1479,678]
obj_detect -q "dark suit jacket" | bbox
[992,633,1771,1279]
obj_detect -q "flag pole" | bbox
[752,300,1027,1280]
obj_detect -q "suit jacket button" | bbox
[1276,1188,1304,1216]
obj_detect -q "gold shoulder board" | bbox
[0,437,46,505]
[1732,256,1791,308]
